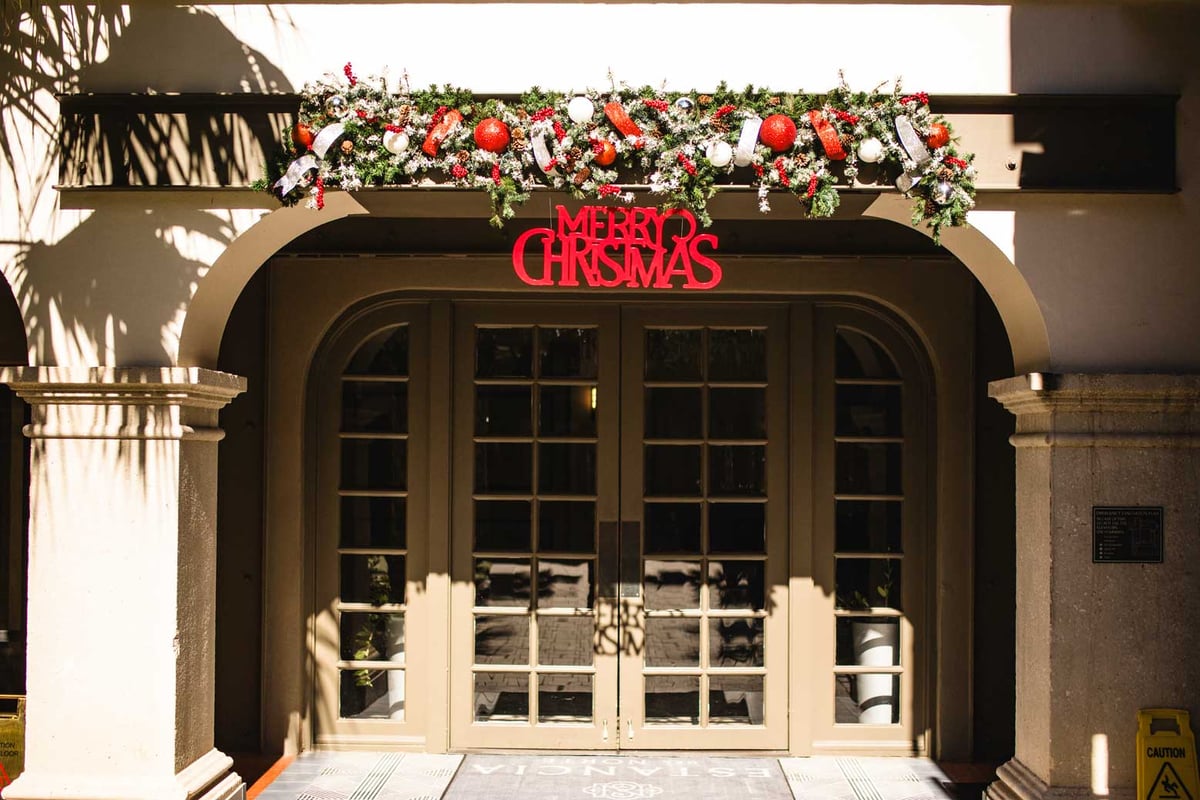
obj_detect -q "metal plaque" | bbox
[1093,506,1164,563]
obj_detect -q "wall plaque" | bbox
[1092,506,1164,563]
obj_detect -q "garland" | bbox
[258,64,977,242]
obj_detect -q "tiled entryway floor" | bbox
[252,753,985,800]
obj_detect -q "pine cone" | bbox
[768,96,781,106]
[511,140,528,153]
[573,167,591,186]
[839,133,853,148]
[511,127,526,141]
[568,146,583,162]
[516,109,529,120]
[396,105,412,126]
[340,140,354,155]
[697,94,713,107]
[937,166,954,181]
[923,199,937,217]
[456,150,471,164]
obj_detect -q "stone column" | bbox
[0,368,246,800]
[987,374,1200,800]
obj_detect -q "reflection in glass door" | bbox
[451,304,787,750]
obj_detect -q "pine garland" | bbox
[257,65,977,242]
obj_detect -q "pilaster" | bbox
[0,368,246,800]
[987,374,1200,800]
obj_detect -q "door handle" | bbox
[626,719,635,741]
[602,718,608,742]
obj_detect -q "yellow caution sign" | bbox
[0,694,23,789]
[1139,709,1200,800]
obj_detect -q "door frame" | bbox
[263,253,975,758]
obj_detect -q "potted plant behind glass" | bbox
[847,561,898,724]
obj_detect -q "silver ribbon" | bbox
[273,154,318,195]
[894,116,930,168]
[311,122,346,159]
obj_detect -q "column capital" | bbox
[0,367,246,441]
[989,373,1200,416]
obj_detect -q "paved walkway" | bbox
[251,752,982,800]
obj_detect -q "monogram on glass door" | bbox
[451,304,787,750]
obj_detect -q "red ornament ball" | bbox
[474,117,511,153]
[759,114,798,153]
[593,140,617,167]
[292,123,315,151]
[926,123,950,149]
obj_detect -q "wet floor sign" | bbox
[1139,709,1200,800]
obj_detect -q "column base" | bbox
[987,759,1132,800]
[4,748,244,800]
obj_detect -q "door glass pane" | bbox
[475,443,532,493]
[835,443,901,495]
[475,615,529,665]
[709,388,765,439]
[538,501,595,553]
[539,385,596,437]
[708,561,765,610]
[340,497,406,549]
[645,618,700,667]
[475,558,531,607]
[836,330,898,379]
[709,675,764,724]
[836,617,899,667]
[708,503,765,554]
[537,559,594,609]
[540,328,598,379]
[836,674,900,724]
[341,439,407,490]
[475,672,528,721]
[708,445,765,496]
[537,615,594,666]
[836,384,902,437]
[538,674,593,723]
[341,668,405,720]
[645,388,702,439]
[645,329,702,382]
[644,503,701,554]
[340,554,405,605]
[645,675,699,724]
[340,612,405,662]
[836,500,902,553]
[475,500,531,552]
[709,618,764,667]
[343,382,408,433]
[476,385,532,436]
[835,558,901,610]
[538,443,596,494]
[346,326,408,376]
[709,329,766,382]
[645,445,701,496]
[644,560,701,610]
[477,328,533,378]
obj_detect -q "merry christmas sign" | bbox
[512,205,722,290]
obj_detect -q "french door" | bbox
[449,303,788,750]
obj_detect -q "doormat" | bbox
[443,754,794,799]
[252,751,464,800]
[779,757,957,800]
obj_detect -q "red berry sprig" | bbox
[428,106,448,133]
[644,99,669,113]
[451,163,468,180]
[752,163,764,177]
[774,158,789,188]
[900,92,930,106]
[832,109,860,125]
[806,174,819,199]
[945,156,968,170]
[315,176,325,209]
[712,104,737,120]
[553,120,566,143]
[531,107,555,122]
[598,184,621,197]
[590,140,607,154]
[491,164,502,186]
[385,123,404,133]
[677,152,697,176]
[545,157,559,172]
[344,63,357,87]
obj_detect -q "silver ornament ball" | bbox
[324,95,350,119]
[857,137,884,164]
[935,181,954,204]
[675,97,695,112]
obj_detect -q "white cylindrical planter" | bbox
[386,616,406,719]
[852,621,898,724]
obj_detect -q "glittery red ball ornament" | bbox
[593,140,617,167]
[926,123,950,149]
[292,123,315,151]
[474,117,511,153]
[759,114,798,153]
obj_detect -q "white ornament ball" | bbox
[568,96,596,124]
[857,137,884,163]
[383,130,410,156]
[705,140,733,168]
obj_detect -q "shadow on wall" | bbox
[1,2,293,364]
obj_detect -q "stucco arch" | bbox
[180,190,1049,374]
